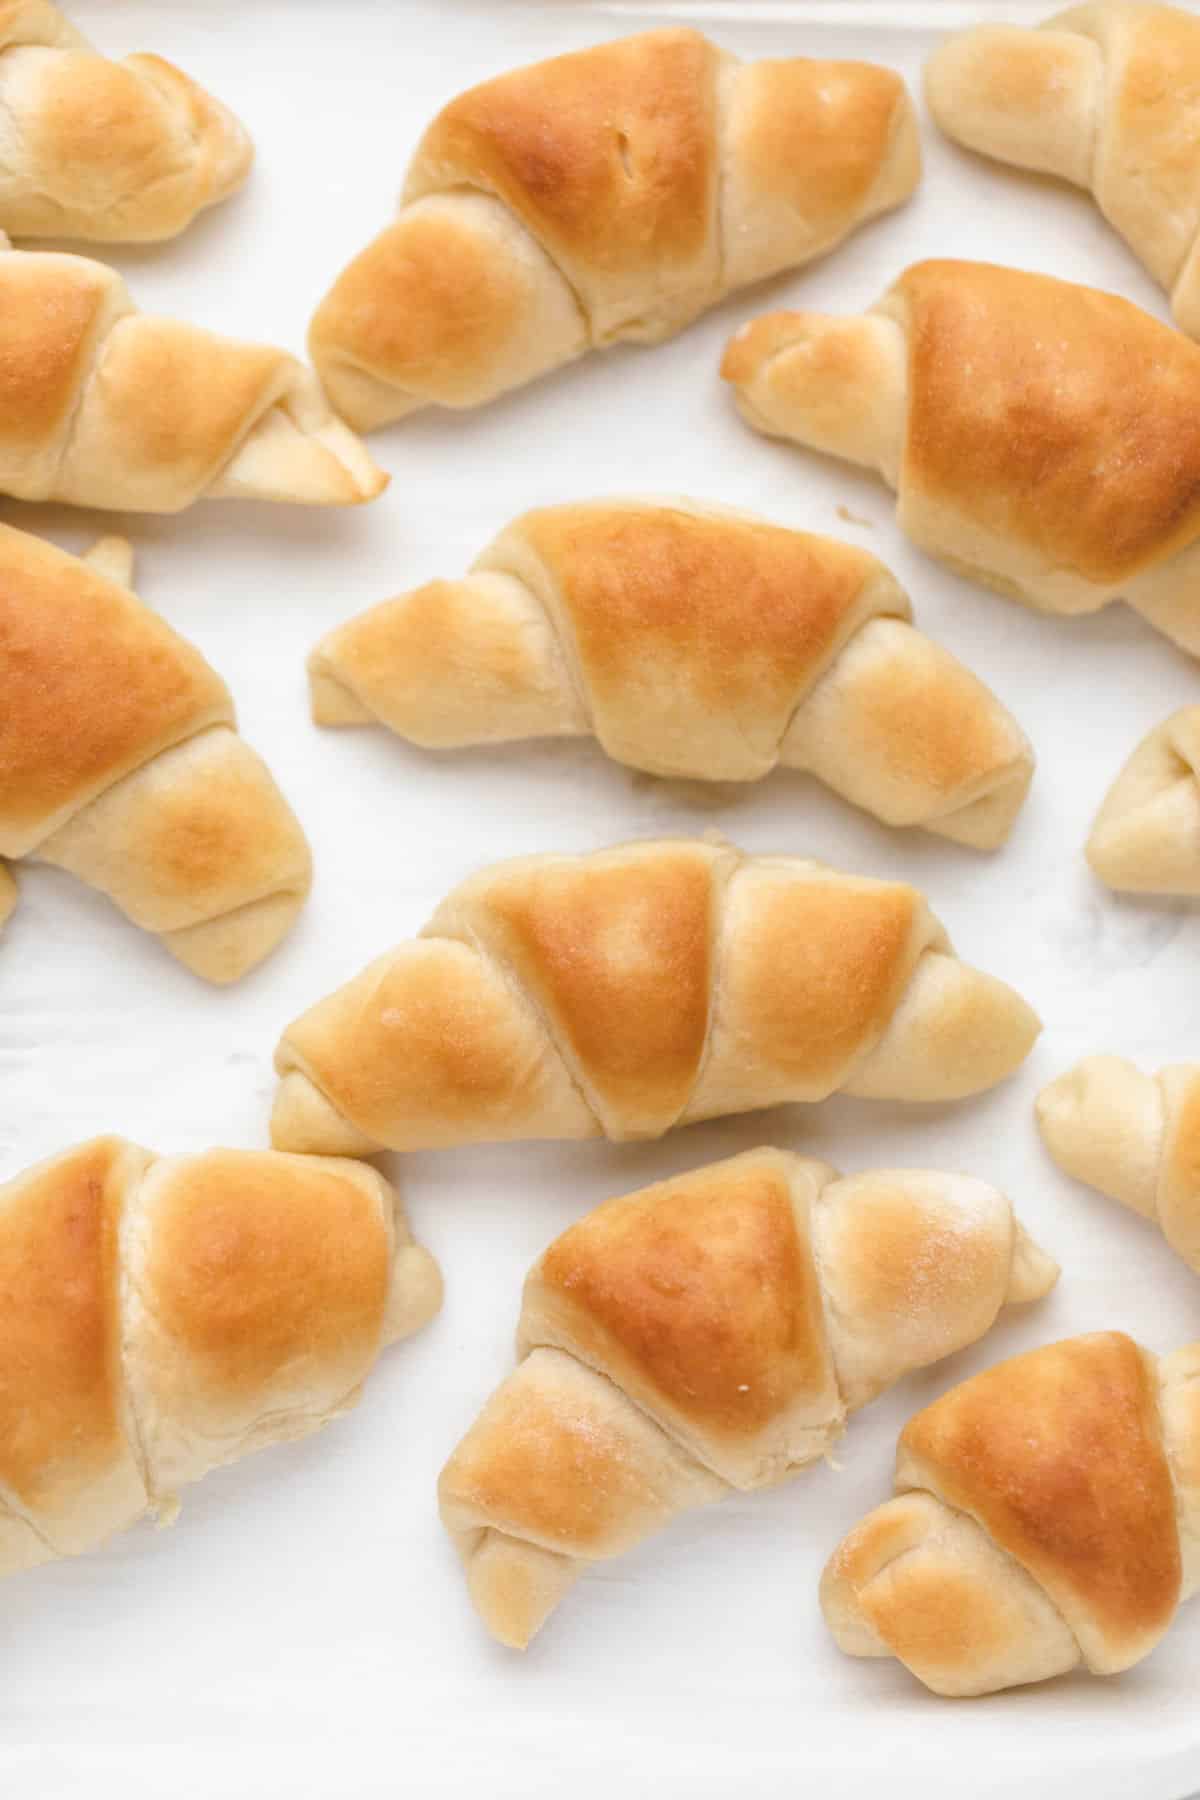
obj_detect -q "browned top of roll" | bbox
[900,1330,1181,1670]
[895,259,1200,583]
[405,28,721,313]
[524,1151,830,1444]
[141,1151,392,1407]
[518,502,894,758]
[0,524,230,851]
[0,1138,139,1519]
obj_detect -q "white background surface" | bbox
[5,1,1200,1795]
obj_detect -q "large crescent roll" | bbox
[440,1147,1057,1648]
[310,499,1034,848]
[308,28,919,430]
[926,3,1200,339]
[822,1332,1200,1694]
[0,1138,441,1587]
[722,259,1200,658]
[0,527,312,982]
[0,1,251,241]
[270,837,1040,1156]
[1037,1054,1200,1273]
[0,238,384,511]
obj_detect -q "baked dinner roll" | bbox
[439,1147,1057,1647]
[270,837,1040,1155]
[1086,708,1200,894]
[0,1138,441,1584]
[0,1,251,241]
[926,3,1200,339]
[310,499,1034,848]
[308,28,919,430]
[822,1332,1200,1694]
[0,528,312,983]
[722,260,1200,658]
[1037,1054,1200,1273]
[0,237,384,510]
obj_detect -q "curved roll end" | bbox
[384,1243,444,1345]
[720,310,906,487]
[458,1528,580,1651]
[160,887,309,985]
[926,754,1034,850]
[784,614,1035,848]
[309,192,586,433]
[308,655,376,728]
[1006,1221,1060,1307]
[1035,1054,1162,1221]
[1086,710,1200,896]
[36,729,313,986]
[924,25,1100,189]
[271,1068,383,1158]
[123,52,254,235]
[844,951,1040,1102]
[821,1491,1081,1696]
[0,861,17,930]
[867,81,922,221]
[209,363,388,507]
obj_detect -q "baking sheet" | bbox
[5,1,1200,1794]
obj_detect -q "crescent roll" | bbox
[440,1147,1057,1648]
[0,1138,441,1585]
[1037,1054,1200,1273]
[1086,708,1200,894]
[0,527,312,982]
[926,3,1200,339]
[270,837,1041,1156]
[0,1,251,241]
[308,28,920,430]
[310,499,1034,849]
[0,238,384,510]
[823,1332,1200,1694]
[722,259,1200,658]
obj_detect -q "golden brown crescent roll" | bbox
[0,1137,441,1584]
[926,3,1200,339]
[0,238,384,510]
[822,1331,1200,1694]
[0,526,312,982]
[0,1,251,241]
[1037,1055,1200,1272]
[310,499,1034,849]
[308,28,920,431]
[1086,708,1200,893]
[270,837,1041,1156]
[439,1147,1057,1648]
[722,260,1200,658]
